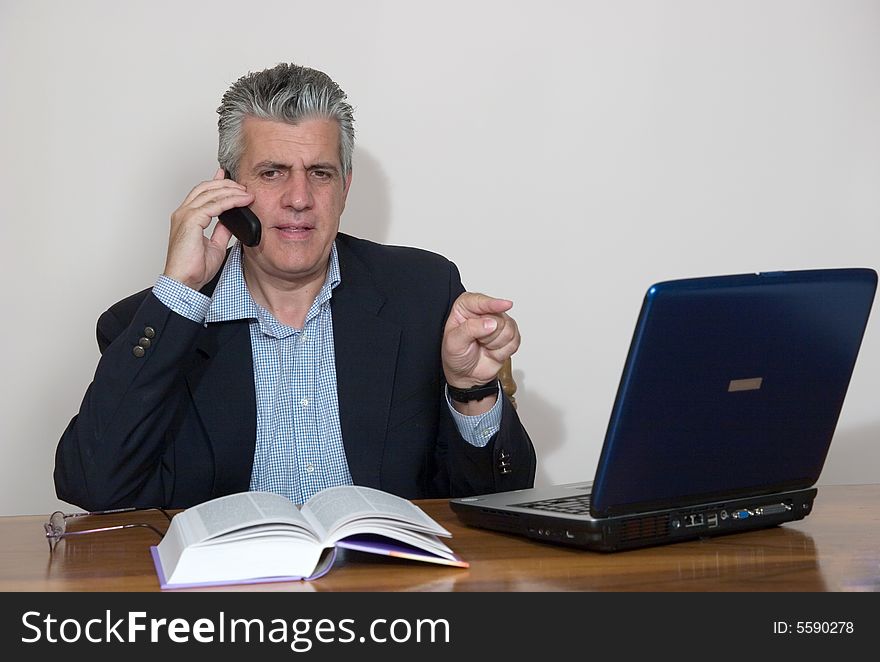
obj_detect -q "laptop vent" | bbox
[618,514,670,542]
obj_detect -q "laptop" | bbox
[451,268,877,551]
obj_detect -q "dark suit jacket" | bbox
[55,233,536,510]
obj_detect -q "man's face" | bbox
[236,116,351,286]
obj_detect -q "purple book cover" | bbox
[335,534,469,568]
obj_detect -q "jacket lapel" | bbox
[186,320,257,496]
[332,238,401,488]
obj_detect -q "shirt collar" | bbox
[206,240,342,325]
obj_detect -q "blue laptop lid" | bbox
[590,268,877,518]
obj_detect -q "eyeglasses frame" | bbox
[44,507,172,553]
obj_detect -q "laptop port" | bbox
[684,513,705,528]
[732,509,752,520]
[707,513,719,528]
[754,503,791,516]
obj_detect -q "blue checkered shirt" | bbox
[153,240,501,503]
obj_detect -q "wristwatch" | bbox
[447,378,500,403]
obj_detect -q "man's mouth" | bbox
[274,223,315,236]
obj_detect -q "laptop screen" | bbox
[590,269,877,517]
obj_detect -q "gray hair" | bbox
[217,63,355,180]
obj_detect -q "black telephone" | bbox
[218,171,262,247]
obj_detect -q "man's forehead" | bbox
[240,116,341,164]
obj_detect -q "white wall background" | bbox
[1,0,878,516]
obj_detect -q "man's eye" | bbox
[311,170,332,180]
[261,170,281,180]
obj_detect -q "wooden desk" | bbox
[3,484,878,592]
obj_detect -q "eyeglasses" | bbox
[44,507,172,553]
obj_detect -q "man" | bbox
[54,63,535,511]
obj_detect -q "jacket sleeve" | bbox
[54,292,204,510]
[431,262,537,497]
[435,393,537,497]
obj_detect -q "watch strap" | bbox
[447,378,500,403]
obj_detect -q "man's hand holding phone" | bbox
[163,168,255,291]
[217,171,262,248]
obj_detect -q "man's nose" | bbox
[280,170,314,211]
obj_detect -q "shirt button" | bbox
[305,463,315,473]
[300,333,308,342]
[300,398,309,408]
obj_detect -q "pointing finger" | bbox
[450,292,513,322]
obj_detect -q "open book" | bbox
[151,486,468,589]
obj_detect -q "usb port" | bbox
[707,513,719,528]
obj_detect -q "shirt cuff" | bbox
[445,384,503,448]
[153,275,211,323]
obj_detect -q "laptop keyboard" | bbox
[513,493,592,514]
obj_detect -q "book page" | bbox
[175,491,314,544]
[302,486,450,540]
